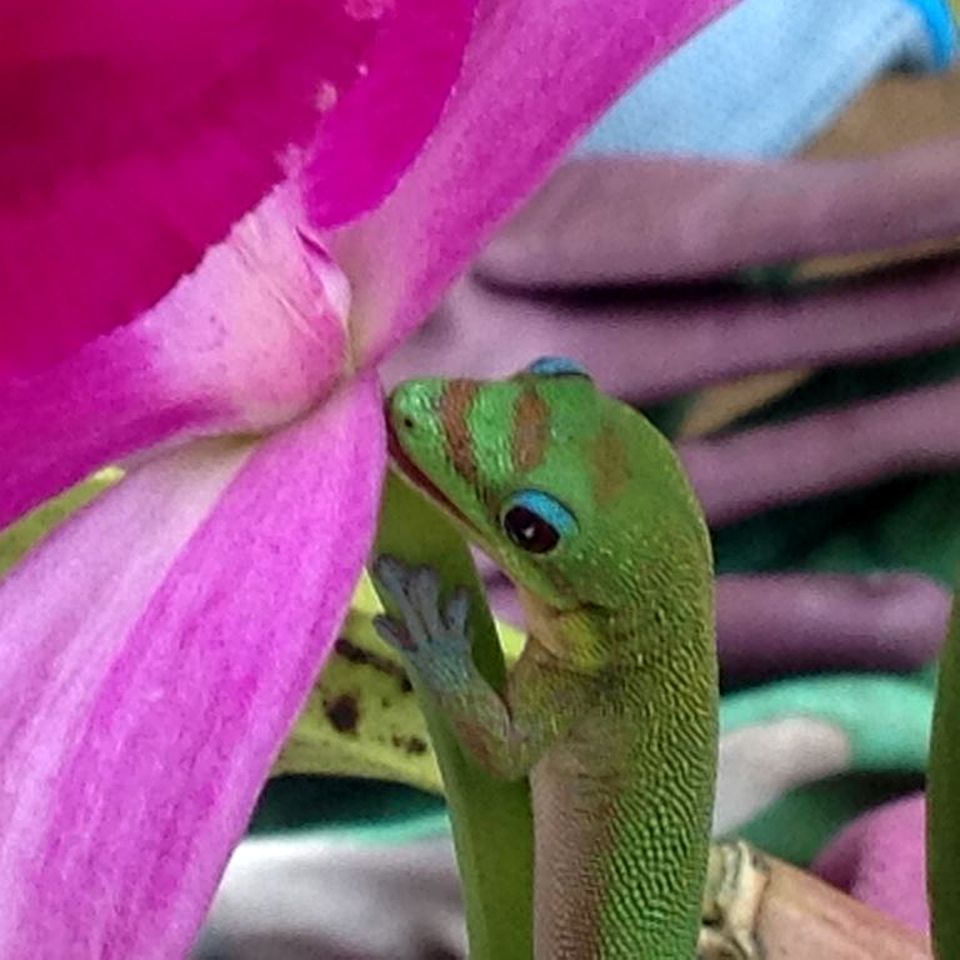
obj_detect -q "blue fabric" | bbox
[579,0,955,159]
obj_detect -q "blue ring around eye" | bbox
[502,489,578,537]
[525,356,591,379]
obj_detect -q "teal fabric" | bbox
[721,674,933,774]
[579,0,952,159]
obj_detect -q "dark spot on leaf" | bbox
[325,694,359,734]
[334,636,413,693]
[392,734,429,756]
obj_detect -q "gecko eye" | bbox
[499,490,577,554]
[523,356,592,379]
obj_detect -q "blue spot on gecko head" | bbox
[524,356,592,379]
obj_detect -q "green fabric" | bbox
[250,776,448,843]
[741,773,924,866]
[250,776,446,836]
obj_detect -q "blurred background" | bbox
[198,2,960,956]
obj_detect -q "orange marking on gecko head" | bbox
[512,383,551,473]
[590,421,632,506]
[439,379,480,487]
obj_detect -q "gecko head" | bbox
[385,357,709,612]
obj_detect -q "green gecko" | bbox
[373,357,717,959]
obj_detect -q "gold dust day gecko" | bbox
[373,357,717,959]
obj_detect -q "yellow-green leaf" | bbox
[275,574,525,792]
[0,469,123,578]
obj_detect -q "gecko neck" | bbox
[520,565,717,958]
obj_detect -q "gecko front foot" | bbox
[371,556,474,694]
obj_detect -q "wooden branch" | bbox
[700,841,931,959]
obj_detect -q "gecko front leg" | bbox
[372,556,594,781]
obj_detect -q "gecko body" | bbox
[374,358,717,958]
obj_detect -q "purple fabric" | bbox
[477,144,960,288]
[814,793,929,934]
[715,575,950,678]
[682,378,960,527]
[389,143,960,521]
[483,565,948,679]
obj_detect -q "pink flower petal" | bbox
[0,184,350,532]
[0,373,385,958]
[814,794,928,934]
[0,0,475,380]
[305,0,475,228]
[335,0,737,364]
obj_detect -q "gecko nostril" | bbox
[402,416,415,431]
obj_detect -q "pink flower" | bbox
[0,1,731,954]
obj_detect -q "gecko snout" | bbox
[387,379,450,438]
[386,386,420,437]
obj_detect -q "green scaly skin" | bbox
[374,360,717,959]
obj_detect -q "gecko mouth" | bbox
[386,422,480,535]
